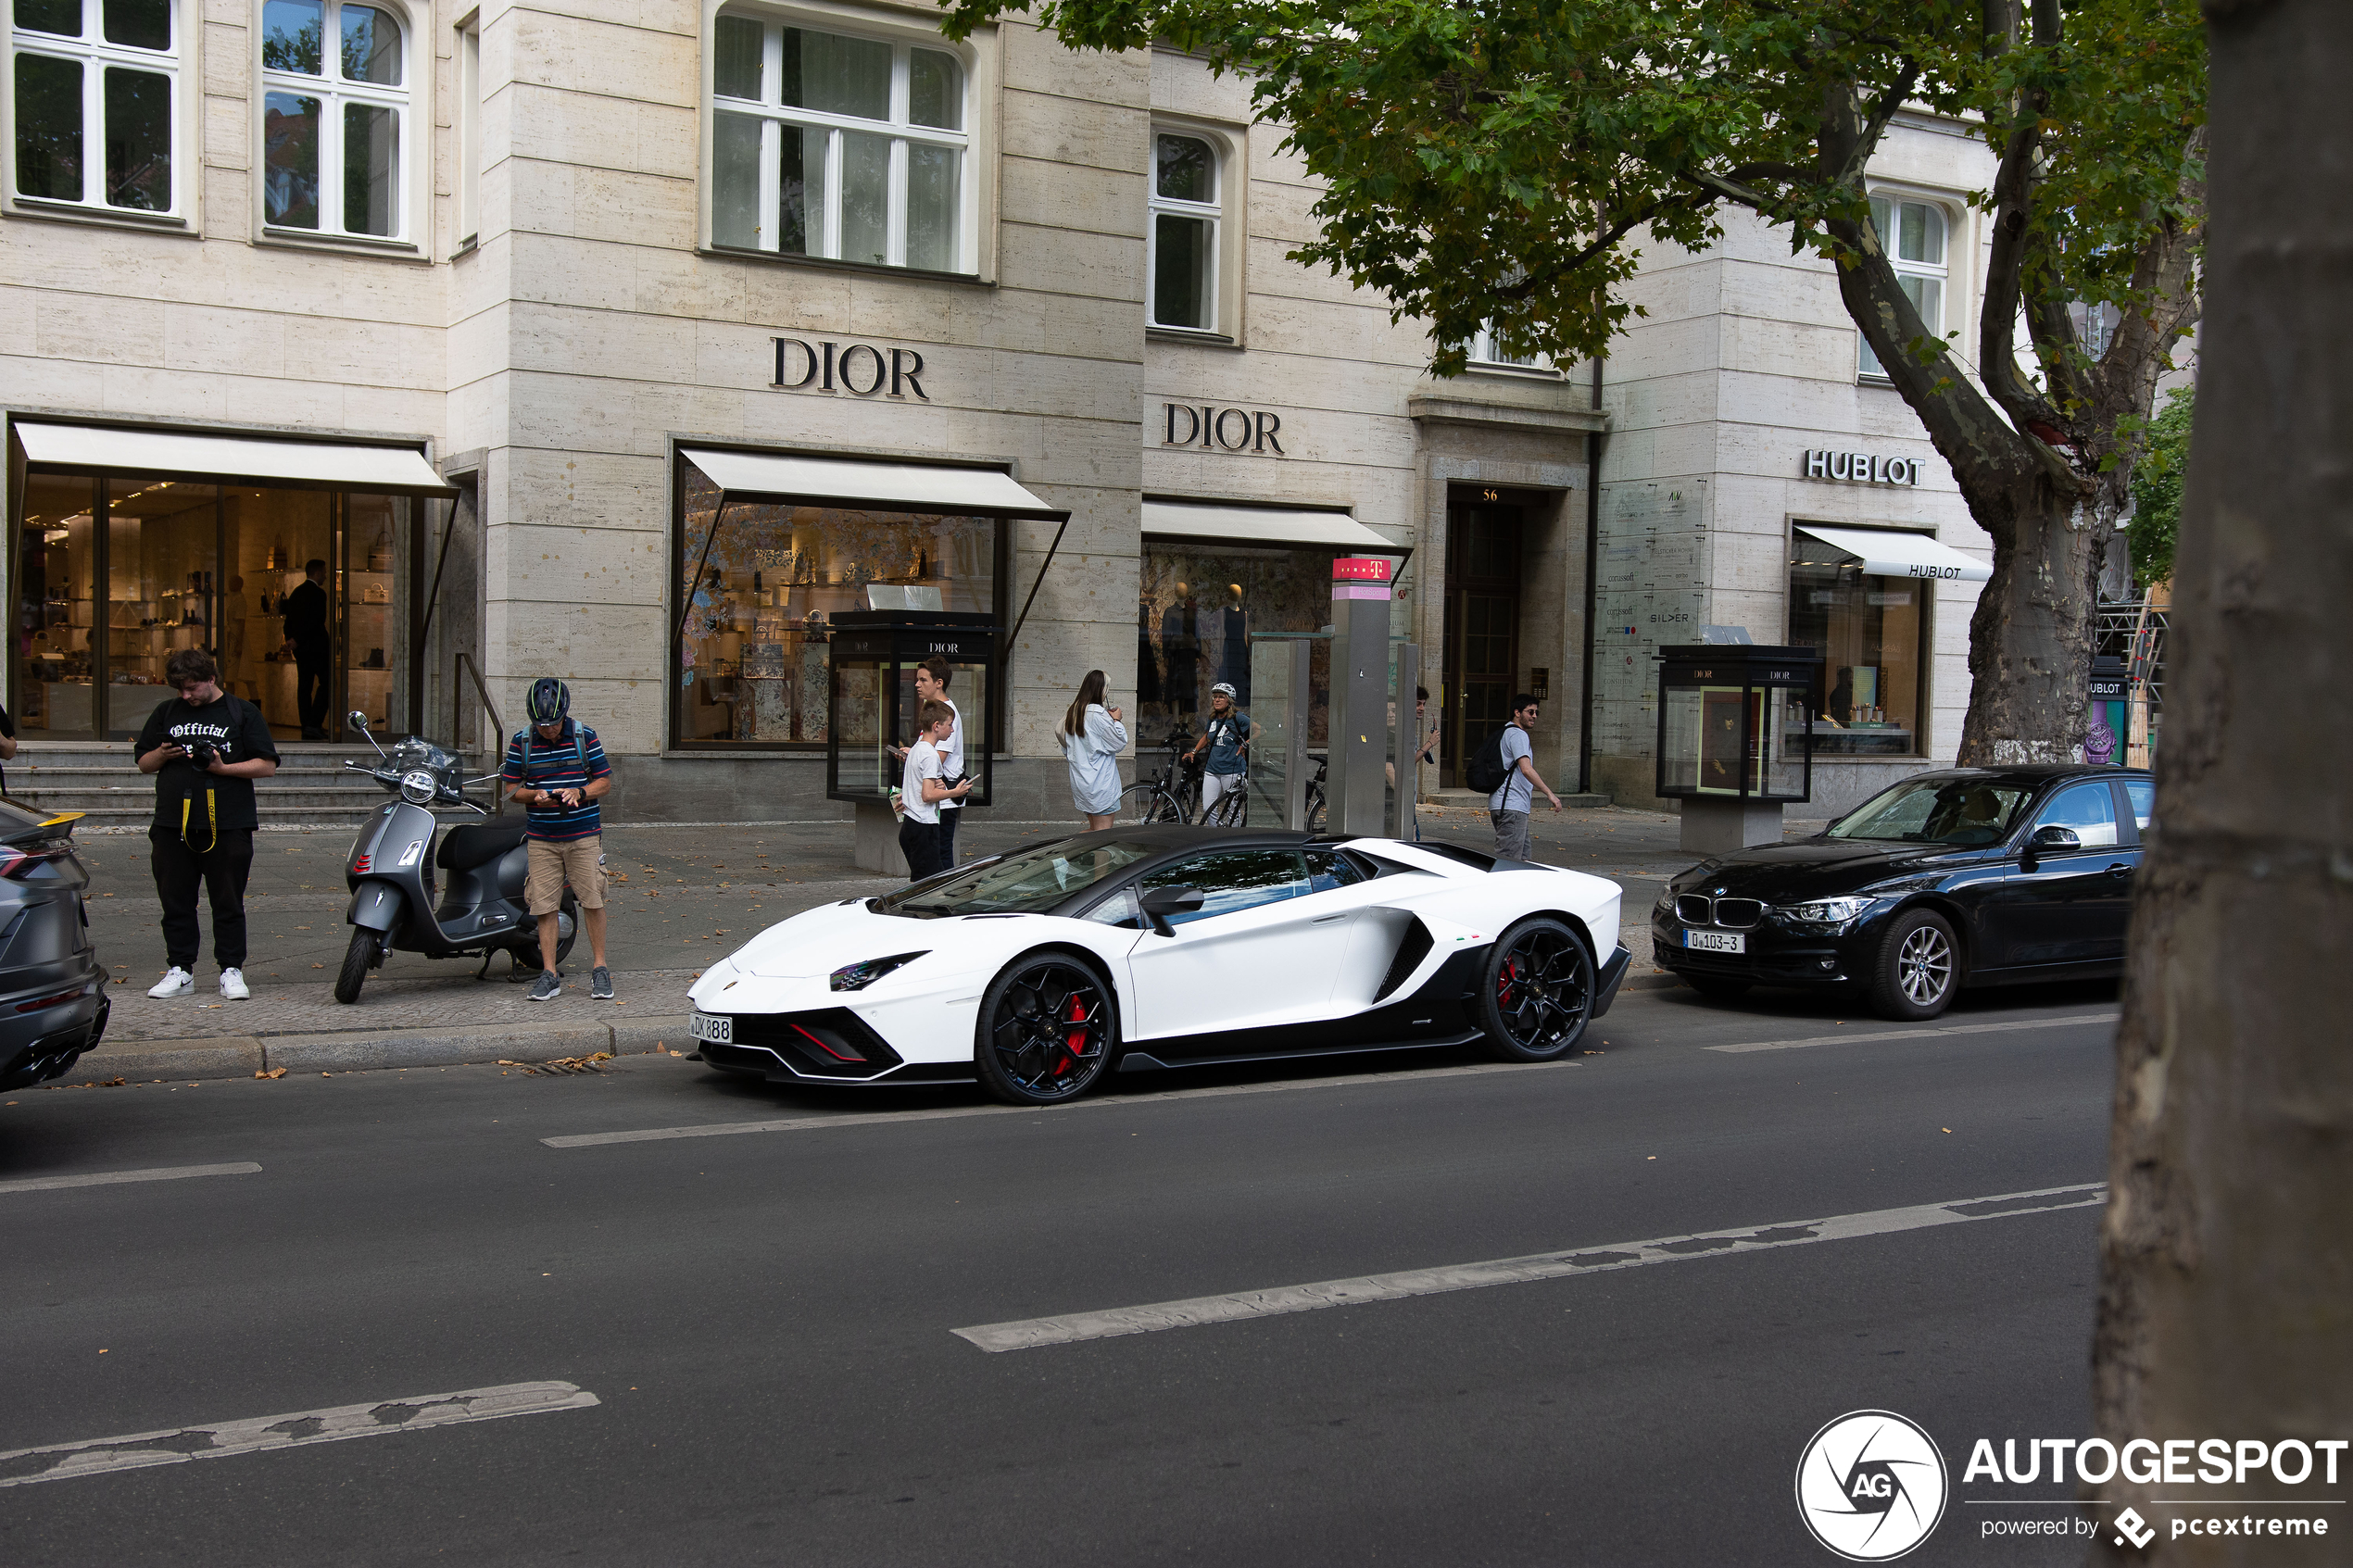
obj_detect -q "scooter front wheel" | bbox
[333,927,374,1004]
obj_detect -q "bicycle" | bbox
[1302,754,1327,834]
[1117,726,1197,825]
[1199,770,1249,827]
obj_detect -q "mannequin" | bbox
[1161,580,1199,718]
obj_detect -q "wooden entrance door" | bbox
[1443,501,1523,788]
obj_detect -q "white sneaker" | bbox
[219,968,250,1000]
[147,967,195,998]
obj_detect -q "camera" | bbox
[183,741,219,771]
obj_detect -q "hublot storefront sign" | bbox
[1163,403,1287,456]
[1804,448,1924,485]
[772,337,929,400]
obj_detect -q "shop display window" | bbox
[1136,542,1342,754]
[10,468,409,742]
[1788,532,1927,756]
[672,457,1002,748]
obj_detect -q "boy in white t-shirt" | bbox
[897,700,971,881]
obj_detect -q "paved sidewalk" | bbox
[64,804,1807,1081]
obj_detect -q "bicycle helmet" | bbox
[1210,682,1238,699]
[526,676,571,727]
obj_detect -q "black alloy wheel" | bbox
[1476,917,1595,1060]
[1869,907,1959,1021]
[974,954,1117,1105]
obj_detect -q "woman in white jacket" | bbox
[1058,668,1128,830]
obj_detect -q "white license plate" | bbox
[689,1012,732,1045]
[1684,931,1745,954]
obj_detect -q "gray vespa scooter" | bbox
[334,711,577,1003]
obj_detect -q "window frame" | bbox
[453,8,478,252]
[702,4,977,276]
[1144,115,1243,342]
[1857,190,1952,383]
[251,0,426,250]
[5,0,195,226]
[1465,320,1560,377]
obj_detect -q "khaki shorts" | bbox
[526,834,605,914]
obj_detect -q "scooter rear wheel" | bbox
[333,927,374,1004]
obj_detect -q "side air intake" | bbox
[1373,918,1435,1002]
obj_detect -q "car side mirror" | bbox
[1139,884,1205,936]
[2029,824,2081,852]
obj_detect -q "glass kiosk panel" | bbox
[824,612,997,808]
[1654,645,1821,805]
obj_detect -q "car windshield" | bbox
[1828,778,2037,846]
[880,840,1160,916]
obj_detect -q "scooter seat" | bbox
[436,816,531,872]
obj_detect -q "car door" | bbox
[1998,780,2136,967]
[1121,848,1356,1043]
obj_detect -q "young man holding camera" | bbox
[135,648,280,999]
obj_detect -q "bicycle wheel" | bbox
[1203,782,1248,827]
[1304,786,1327,834]
[1116,784,1184,825]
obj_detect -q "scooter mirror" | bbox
[346,711,371,733]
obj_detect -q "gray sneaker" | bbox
[591,966,613,1000]
[527,969,561,1002]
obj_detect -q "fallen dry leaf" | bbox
[255,1067,288,1080]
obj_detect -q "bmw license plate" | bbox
[1684,931,1745,954]
[689,1012,732,1045]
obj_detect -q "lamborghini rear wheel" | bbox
[974,953,1118,1106]
[1476,917,1595,1061]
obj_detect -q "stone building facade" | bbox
[4,0,1992,827]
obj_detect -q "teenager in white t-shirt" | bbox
[897,700,971,881]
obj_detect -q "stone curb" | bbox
[80,1017,697,1082]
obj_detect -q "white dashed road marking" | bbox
[0,1161,263,1197]
[0,1382,599,1486]
[951,1184,2107,1352]
[1705,1011,2119,1054]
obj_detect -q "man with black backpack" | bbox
[1466,694,1561,863]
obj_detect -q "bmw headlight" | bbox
[1654,884,1677,914]
[1779,897,1869,924]
[829,951,928,992]
[399,768,438,806]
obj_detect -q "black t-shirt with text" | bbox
[137,696,280,833]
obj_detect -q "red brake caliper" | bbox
[1497,959,1518,1004]
[1059,995,1089,1074]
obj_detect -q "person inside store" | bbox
[135,648,280,1000]
[1187,682,1250,822]
[887,659,965,867]
[895,700,972,882]
[281,558,333,739]
[1059,668,1128,832]
[502,678,615,1003]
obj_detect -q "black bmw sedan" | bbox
[1653,765,2153,1021]
[0,798,107,1090]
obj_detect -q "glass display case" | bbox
[1655,645,1822,803]
[824,611,997,808]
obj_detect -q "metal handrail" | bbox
[454,651,507,815]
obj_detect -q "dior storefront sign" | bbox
[1804,449,1924,485]
[1163,403,1287,456]
[772,338,929,400]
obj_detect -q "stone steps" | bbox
[6,743,494,824]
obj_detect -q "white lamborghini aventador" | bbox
[686,827,1631,1106]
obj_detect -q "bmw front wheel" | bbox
[1869,908,1957,1021]
[974,954,1117,1105]
[1476,917,1595,1060]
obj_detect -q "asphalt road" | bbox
[0,973,2118,1566]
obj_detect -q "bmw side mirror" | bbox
[2031,824,2081,851]
[1139,884,1205,936]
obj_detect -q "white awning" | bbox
[680,446,1065,519]
[1794,523,1991,583]
[12,420,457,496]
[1141,500,1400,554]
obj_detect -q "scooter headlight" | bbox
[399,769,438,806]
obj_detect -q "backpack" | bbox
[1466,728,1512,796]
[514,722,589,784]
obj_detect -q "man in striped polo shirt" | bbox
[502,677,615,1001]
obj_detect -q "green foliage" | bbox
[2127,387,2193,588]
[938,0,2204,385]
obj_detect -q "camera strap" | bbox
[179,786,218,854]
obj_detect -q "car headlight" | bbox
[1655,884,1677,913]
[1779,897,1869,924]
[829,951,928,992]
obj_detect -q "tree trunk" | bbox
[2089,3,2353,1563]
[1955,494,2107,767]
